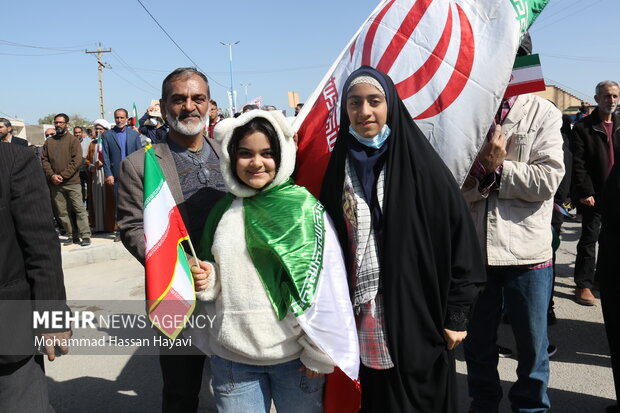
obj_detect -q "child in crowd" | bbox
[190,110,359,413]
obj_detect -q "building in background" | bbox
[535,84,591,114]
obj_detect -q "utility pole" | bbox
[240,83,251,105]
[220,41,240,116]
[85,44,112,119]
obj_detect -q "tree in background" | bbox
[38,113,91,127]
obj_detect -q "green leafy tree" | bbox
[38,113,92,127]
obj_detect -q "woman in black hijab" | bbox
[320,66,486,412]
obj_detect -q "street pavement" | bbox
[45,220,616,412]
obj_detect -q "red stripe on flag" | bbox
[415,4,474,120]
[504,79,546,97]
[376,0,434,74]
[324,367,361,413]
[145,206,188,302]
[362,0,397,66]
[149,293,193,336]
[295,95,333,197]
[396,4,452,99]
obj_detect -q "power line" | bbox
[135,0,228,89]
[0,50,81,56]
[135,0,201,68]
[537,0,579,12]
[108,63,330,76]
[531,0,604,32]
[545,77,592,102]
[229,64,329,75]
[0,39,92,51]
[108,68,158,95]
[111,51,159,92]
[542,53,620,64]
[534,0,582,23]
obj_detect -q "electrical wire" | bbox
[108,68,157,95]
[542,53,620,64]
[232,64,329,75]
[533,0,582,25]
[537,0,579,12]
[0,39,92,51]
[101,63,329,76]
[0,50,81,56]
[135,0,228,90]
[85,50,156,95]
[531,0,604,32]
[111,51,159,92]
[545,77,591,102]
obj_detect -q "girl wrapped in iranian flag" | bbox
[189,109,359,413]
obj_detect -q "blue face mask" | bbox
[349,124,391,149]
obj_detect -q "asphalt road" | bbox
[45,220,615,412]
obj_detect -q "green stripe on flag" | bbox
[178,244,193,285]
[143,145,166,207]
[513,54,541,69]
[510,0,550,34]
[133,102,140,127]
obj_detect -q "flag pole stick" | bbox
[186,236,199,266]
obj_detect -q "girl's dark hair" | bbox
[228,117,281,187]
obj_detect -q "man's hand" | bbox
[105,176,114,185]
[50,174,63,185]
[189,258,212,291]
[580,196,595,207]
[462,174,477,190]
[39,330,72,361]
[476,125,507,173]
[300,365,325,378]
[444,329,467,350]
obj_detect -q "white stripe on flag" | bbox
[509,65,544,86]
[171,258,194,303]
[144,181,177,254]
[296,215,359,380]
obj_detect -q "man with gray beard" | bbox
[117,67,224,412]
[571,80,620,306]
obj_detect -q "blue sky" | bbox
[2,0,618,124]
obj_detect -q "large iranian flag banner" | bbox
[143,144,195,340]
[294,0,549,196]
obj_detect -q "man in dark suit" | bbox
[102,108,143,186]
[0,117,28,146]
[101,108,142,241]
[117,67,224,413]
[0,143,71,412]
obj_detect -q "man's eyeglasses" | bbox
[53,121,66,125]
[187,152,211,184]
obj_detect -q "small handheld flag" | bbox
[504,54,546,98]
[143,143,196,339]
[133,102,140,127]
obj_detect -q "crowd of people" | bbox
[1,36,619,413]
